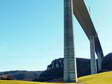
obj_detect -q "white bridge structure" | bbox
[64,0,104,82]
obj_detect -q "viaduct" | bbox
[64,0,104,82]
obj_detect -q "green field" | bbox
[0,71,112,84]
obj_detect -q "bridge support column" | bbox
[97,52,102,72]
[64,0,76,82]
[90,36,97,74]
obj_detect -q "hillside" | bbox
[38,54,112,81]
[0,71,112,84]
[38,58,91,81]
[0,71,42,81]
[1,53,112,82]
[78,71,112,84]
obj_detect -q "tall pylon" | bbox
[90,36,97,74]
[64,0,77,82]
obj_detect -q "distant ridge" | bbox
[0,70,42,81]
[0,53,112,82]
[1,71,112,84]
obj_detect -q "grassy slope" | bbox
[0,71,112,84]
[78,71,112,84]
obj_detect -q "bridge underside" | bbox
[64,0,104,82]
[72,0,104,71]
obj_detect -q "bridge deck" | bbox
[72,0,104,58]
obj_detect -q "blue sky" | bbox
[0,0,112,71]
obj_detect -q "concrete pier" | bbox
[90,36,97,74]
[64,0,76,82]
[94,35,103,72]
[97,52,102,71]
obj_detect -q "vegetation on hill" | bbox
[0,53,112,82]
[0,71,112,84]
[0,71,42,81]
[102,53,112,71]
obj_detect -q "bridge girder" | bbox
[72,0,104,71]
